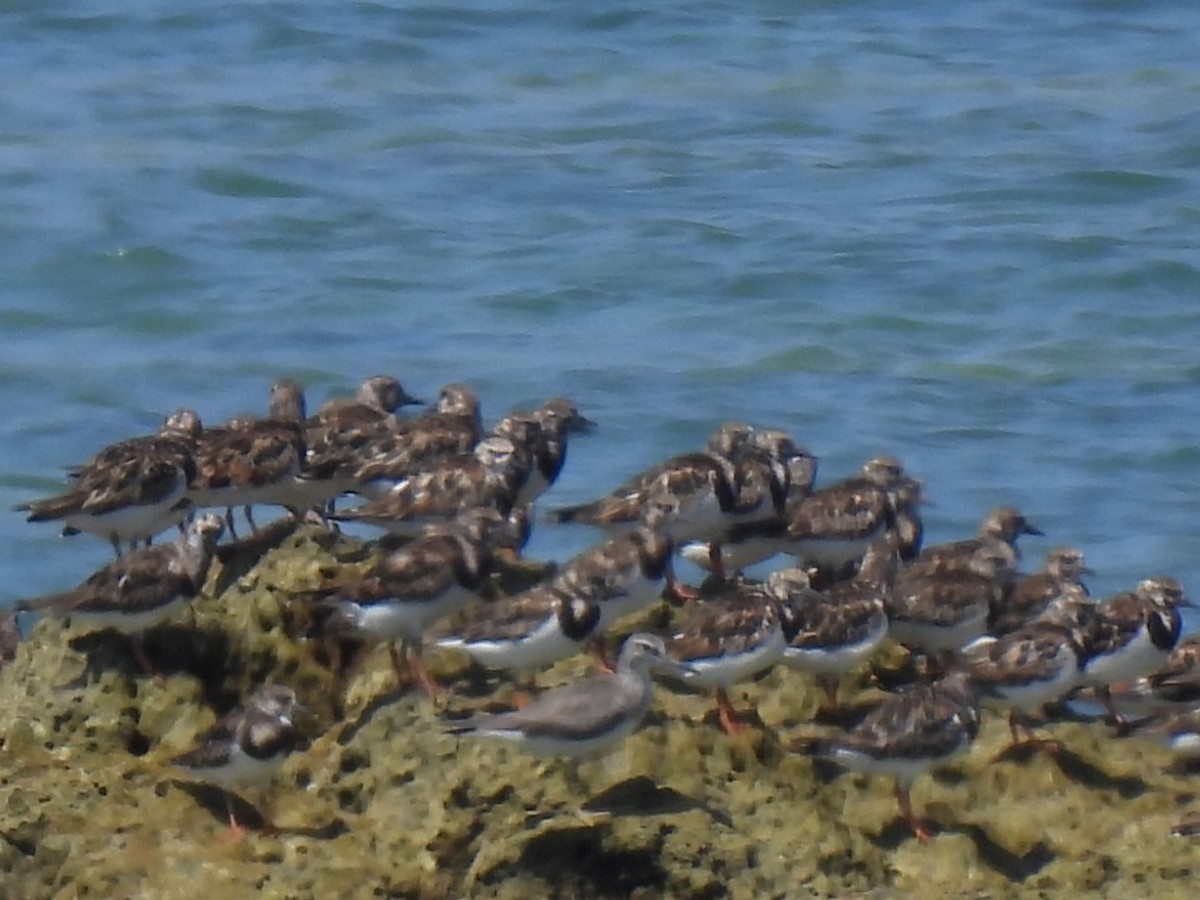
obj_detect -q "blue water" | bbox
[2,1,1199,624]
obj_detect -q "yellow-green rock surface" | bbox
[2,524,1199,898]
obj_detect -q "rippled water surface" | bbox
[2,1,1199,619]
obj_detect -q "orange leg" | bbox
[997,712,1061,758]
[221,793,276,840]
[715,688,751,736]
[222,794,247,842]
[894,782,933,843]
[591,640,615,675]
[397,642,440,698]
[665,560,699,603]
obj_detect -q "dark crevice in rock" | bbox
[509,824,668,898]
[960,824,1055,882]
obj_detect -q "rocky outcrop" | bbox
[2,523,1198,898]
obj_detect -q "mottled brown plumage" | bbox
[448,588,600,647]
[172,684,310,835]
[548,421,751,528]
[299,508,525,696]
[350,382,483,487]
[776,456,913,579]
[17,514,224,676]
[888,544,1009,654]
[903,505,1041,584]
[331,437,523,535]
[491,398,594,505]
[1075,577,1191,727]
[794,670,981,842]
[549,526,675,631]
[990,545,1093,636]
[773,540,895,706]
[961,620,1087,749]
[187,380,309,531]
[18,408,201,555]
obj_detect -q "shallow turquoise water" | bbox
[2,1,1199,622]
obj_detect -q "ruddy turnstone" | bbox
[16,514,225,678]
[434,587,602,676]
[752,428,818,501]
[1077,577,1192,727]
[1102,634,1200,717]
[313,375,422,428]
[172,684,311,836]
[17,408,201,556]
[887,544,1010,657]
[491,398,594,506]
[436,524,674,675]
[350,382,484,498]
[783,455,915,578]
[547,421,752,531]
[903,505,1042,583]
[678,431,819,577]
[989,545,1093,636]
[548,524,677,635]
[793,669,981,842]
[667,581,786,734]
[188,379,308,535]
[296,376,424,508]
[446,632,689,758]
[696,429,801,580]
[590,429,793,592]
[330,436,524,536]
[773,537,896,708]
[961,620,1087,752]
[296,507,527,698]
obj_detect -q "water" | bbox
[2,1,1199,623]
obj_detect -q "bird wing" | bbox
[458,675,642,743]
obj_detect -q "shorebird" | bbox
[17,408,201,556]
[446,633,690,758]
[172,684,312,837]
[774,537,895,709]
[294,507,526,698]
[16,514,224,679]
[793,669,981,843]
[667,581,786,734]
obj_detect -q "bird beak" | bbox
[1022,521,1044,536]
[290,702,322,731]
[573,415,597,434]
[399,391,425,407]
[1079,565,1097,577]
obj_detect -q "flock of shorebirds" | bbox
[7,373,1200,843]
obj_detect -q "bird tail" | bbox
[15,492,83,522]
[16,590,77,615]
[547,500,606,525]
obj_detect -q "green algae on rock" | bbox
[2,522,1200,898]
